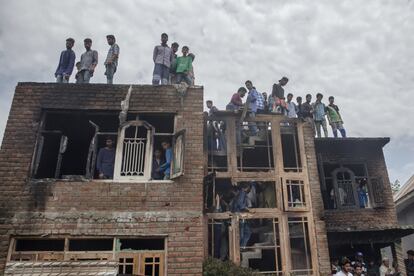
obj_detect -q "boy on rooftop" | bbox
[326,96,346,138]
[174,46,193,85]
[152,33,172,85]
[313,93,328,138]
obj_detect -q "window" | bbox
[281,123,302,172]
[208,219,231,261]
[114,120,154,180]
[321,163,376,209]
[204,178,277,212]
[206,117,228,172]
[239,218,283,275]
[284,179,307,210]
[237,121,274,172]
[288,217,313,275]
[170,129,185,179]
[8,237,166,276]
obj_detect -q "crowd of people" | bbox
[54,33,195,85]
[207,77,347,138]
[332,250,414,276]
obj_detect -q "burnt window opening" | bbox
[288,217,313,274]
[68,239,113,251]
[205,178,277,212]
[206,118,228,172]
[118,238,164,251]
[237,121,274,172]
[15,239,65,252]
[321,163,378,209]
[239,218,282,274]
[284,179,307,210]
[281,124,302,172]
[208,219,230,261]
[32,111,119,179]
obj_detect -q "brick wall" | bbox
[0,83,204,275]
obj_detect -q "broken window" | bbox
[281,123,302,172]
[68,239,113,251]
[239,218,283,275]
[288,217,313,275]
[208,219,231,261]
[321,163,376,209]
[170,129,185,179]
[114,120,154,180]
[207,118,228,172]
[237,121,274,172]
[205,178,277,212]
[31,111,119,179]
[284,179,307,210]
[10,238,65,262]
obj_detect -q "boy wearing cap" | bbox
[78,38,98,83]
[55,38,76,83]
[152,33,173,85]
[104,35,120,84]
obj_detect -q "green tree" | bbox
[391,179,401,194]
[203,258,260,276]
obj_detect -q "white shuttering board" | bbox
[5,261,118,276]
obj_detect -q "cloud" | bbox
[0,0,413,181]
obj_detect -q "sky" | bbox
[0,0,413,185]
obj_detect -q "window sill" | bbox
[29,178,174,184]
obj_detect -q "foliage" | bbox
[391,179,401,194]
[203,258,260,276]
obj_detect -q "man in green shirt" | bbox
[326,96,346,137]
[173,46,192,85]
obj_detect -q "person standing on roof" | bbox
[104,35,120,84]
[169,42,179,84]
[78,38,98,83]
[152,33,173,85]
[271,76,289,113]
[55,38,76,83]
[286,93,297,118]
[326,96,346,138]
[173,46,193,85]
[226,87,247,111]
[313,93,328,138]
[245,80,259,135]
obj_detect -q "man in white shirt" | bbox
[336,257,353,276]
[380,258,395,276]
[286,93,297,118]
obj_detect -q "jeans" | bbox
[248,112,258,135]
[331,121,346,138]
[315,119,328,138]
[78,70,92,83]
[56,75,69,83]
[105,64,116,84]
[240,220,251,248]
[176,73,192,85]
[153,63,170,85]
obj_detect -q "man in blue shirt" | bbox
[55,38,76,83]
[245,80,259,135]
[312,93,328,138]
[160,140,173,180]
[96,137,115,179]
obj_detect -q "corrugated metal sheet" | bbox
[5,261,118,276]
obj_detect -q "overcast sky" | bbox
[0,0,413,185]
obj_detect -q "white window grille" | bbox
[114,120,154,181]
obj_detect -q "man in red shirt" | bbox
[226,87,247,111]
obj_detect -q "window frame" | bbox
[331,167,359,209]
[170,129,186,179]
[283,178,308,212]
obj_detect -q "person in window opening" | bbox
[230,183,252,249]
[358,179,369,208]
[296,96,304,119]
[96,137,115,179]
[226,87,247,111]
[55,38,76,83]
[245,80,259,136]
[78,38,98,83]
[160,140,172,180]
[271,76,289,113]
[169,42,179,84]
[173,45,193,85]
[286,93,297,118]
[405,250,414,276]
[152,33,172,85]
[151,149,165,180]
[327,96,347,138]
[336,257,353,276]
[380,257,395,276]
[104,35,120,84]
[313,93,328,138]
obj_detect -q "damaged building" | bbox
[0,83,412,275]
